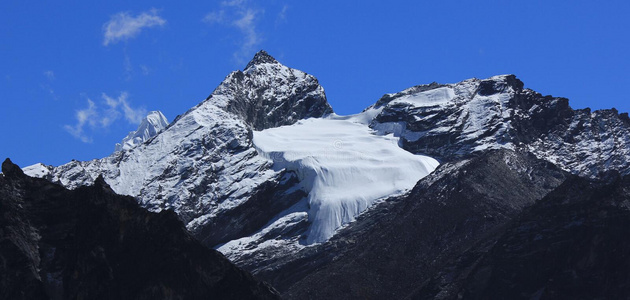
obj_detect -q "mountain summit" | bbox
[245,50,280,69]
[211,50,333,130]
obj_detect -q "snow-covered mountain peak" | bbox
[114,110,169,152]
[245,50,280,70]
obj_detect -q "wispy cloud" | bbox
[64,99,98,143]
[43,70,55,81]
[202,10,225,24]
[276,5,288,25]
[233,9,261,62]
[203,0,264,64]
[64,92,147,143]
[222,0,246,7]
[102,92,146,124]
[41,70,58,100]
[103,9,166,46]
[139,65,151,75]
[123,53,134,80]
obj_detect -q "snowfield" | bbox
[252,115,439,244]
[389,86,456,107]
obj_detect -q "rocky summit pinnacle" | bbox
[245,50,279,70]
[212,50,333,130]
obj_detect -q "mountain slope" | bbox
[256,149,568,298]
[0,158,279,300]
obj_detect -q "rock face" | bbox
[0,158,279,300]
[219,50,333,130]
[370,75,630,178]
[414,172,630,299]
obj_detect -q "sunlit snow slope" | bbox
[252,116,439,244]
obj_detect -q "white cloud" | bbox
[203,1,264,64]
[64,92,147,143]
[103,9,166,46]
[103,92,146,124]
[64,99,97,143]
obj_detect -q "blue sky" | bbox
[1,1,629,167]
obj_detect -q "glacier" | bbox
[252,115,439,244]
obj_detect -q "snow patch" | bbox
[389,87,455,107]
[22,163,51,178]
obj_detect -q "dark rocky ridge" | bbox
[0,158,279,300]
[414,172,630,299]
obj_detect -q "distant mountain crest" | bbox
[114,111,169,152]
